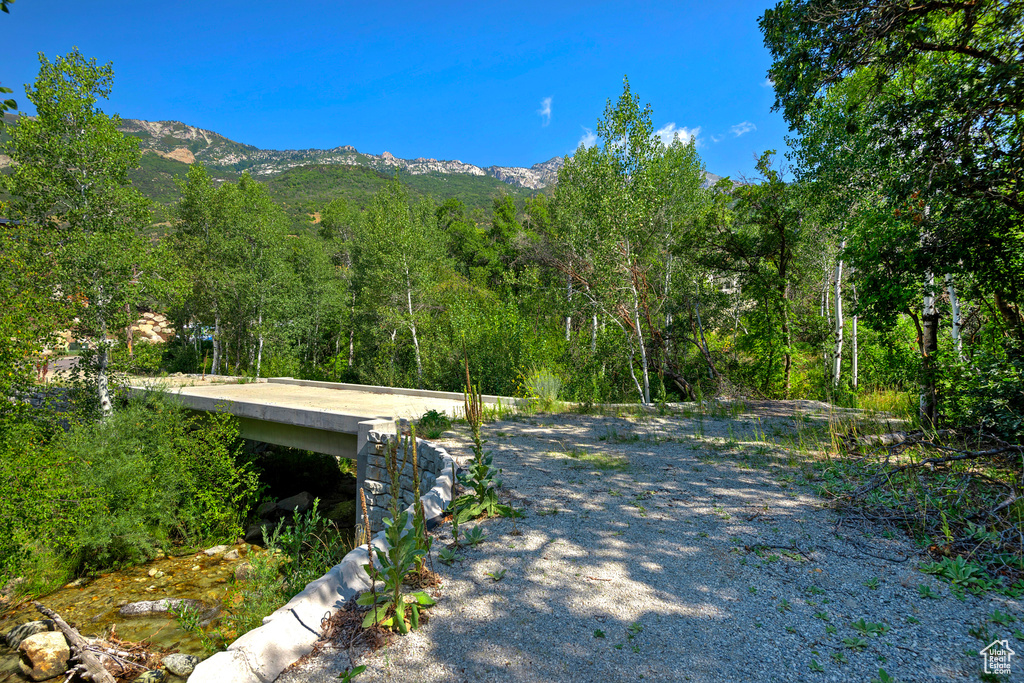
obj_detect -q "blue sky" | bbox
[4,0,790,179]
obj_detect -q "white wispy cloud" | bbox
[538,97,552,126]
[656,123,700,147]
[711,134,724,143]
[578,127,598,149]
[761,78,774,88]
[731,121,756,137]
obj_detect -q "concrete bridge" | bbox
[131,376,513,522]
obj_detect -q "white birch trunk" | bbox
[96,337,112,417]
[946,274,963,359]
[405,265,423,388]
[566,279,573,342]
[591,314,598,354]
[212,314,221,375]
[630,281,650,404]
[852,313,858,390]
[831,242,845,386]
[348,292,356,368]
[256,310,264,378]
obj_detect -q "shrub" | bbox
[110,340,165,376]
[416,409,452,439]
[523,368,562,412]
[939,338,1024,441]
[60,394,258,573]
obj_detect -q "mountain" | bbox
[119,118,564,191]
[5,114,726,226]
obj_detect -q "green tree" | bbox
[762,0,1024,421]
[698,154,807,397]
[318,198,362,375]
[552,78,707,403]
[2,50,164,414]
[353,181,445,388]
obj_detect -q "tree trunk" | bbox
[920,273,939,427]
[124,302,134,360]
[693,290,720,379]
[852,285,859,390]
[212,314,221,375]
[780,283,792,398]
[256,311,264,378]
[831,243,845,386]
[946,274,963,359]
[97,341,112,417]
[406,266,423,388]
[96,305,112,417]
[630,280,650,404]
[565,279,573,342]
[591,313,598,354]
[348,292,356,369]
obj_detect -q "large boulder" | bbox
[276,491,314,514]
[5,620,55,649]
[18,631,69,681]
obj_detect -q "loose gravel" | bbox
[277,405,1023,682]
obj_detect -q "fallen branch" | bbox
[33,602,116,683]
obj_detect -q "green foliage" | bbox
[437,547,463,565]
[463,526,486,547]
[355,430,435,634]
[3,49,175,414]
[939,338,1024,441]
[174,503,353,653]
[406,428,433,573]
[850,619,891,637]
[109,339,165,375]
[66,395,258,571]
[523,368,562,412]
[416,409,452,439]
[0,394,258,590]
[919,556,998,594]
[450,362,513,523]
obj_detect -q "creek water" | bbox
[0,542,255,683]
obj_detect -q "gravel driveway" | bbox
[278,405,1023,683]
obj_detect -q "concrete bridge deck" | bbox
[131,377,515,503]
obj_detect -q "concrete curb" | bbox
[187,438,458,683]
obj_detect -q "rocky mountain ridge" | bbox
[118,118,563,190]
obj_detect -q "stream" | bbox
[0,542,255,683]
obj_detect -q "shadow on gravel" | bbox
[283,407,1006,683]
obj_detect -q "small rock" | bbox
[147,568,164,578]
[203,544,230,556]
[223,549,240,561]
[276,491,314,514]
[234,563,254,581]
[134,669,166,683]
[5,620,55,649]
[161,653,199,677]
[18,631,69,681]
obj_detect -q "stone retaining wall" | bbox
[361,430,450,529]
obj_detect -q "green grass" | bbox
[554,447,630,471]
